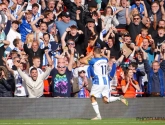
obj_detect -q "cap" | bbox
[78,67,86,72]
[86,18,95,23]
[61,11,70,18]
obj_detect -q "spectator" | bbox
[121,68,140,98]
[72,67,92,98]
[3,57,29,97]
[13,38,23,52]
[149,1,165,23]
[17,10,33,43]
[116,0,130,29]
[6,20,21,51]
[141,38,155,65]
[11,0,26,19]
[135,28,151,47]
[23,40,48,68]
[0,40,10,66]
[41,0,56,13]
[101,6,119,32]
[131,0,144,17]
[15,58,53,98]
[61,25,84,55]
[142,47,165,97]
[104,27,120,59]
[63,0,84,22]
[26,0,41,15]
[0,66,13,97]
[51,48,74,97]
[55,11,77,37]
[154,27,165,47]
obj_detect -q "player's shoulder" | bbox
[89,57,108,64]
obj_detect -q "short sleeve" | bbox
[133,80,138,85]
[88,58,95,65]
[121,80,126,86]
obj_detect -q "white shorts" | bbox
[90,84,110,98]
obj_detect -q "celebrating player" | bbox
[80,47,128,120]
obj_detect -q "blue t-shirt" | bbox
[55,20,77,37]
[19,16,32,42]
[51,68,72,97]
[131,4,144,17]
[145,47,154,65]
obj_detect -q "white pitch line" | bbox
[0,122,165,124]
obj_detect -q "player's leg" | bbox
[90,85,103,120]
[102,85,128,105]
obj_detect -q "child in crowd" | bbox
[135,28,151,47]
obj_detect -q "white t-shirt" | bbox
[7,28,21,50]
[7,59,13,69]
[14,71,28,96]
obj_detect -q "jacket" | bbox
[144,59,165,96]
[0,78,12,97]
[23,44,48,68]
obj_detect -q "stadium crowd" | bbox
[0,0,165,98]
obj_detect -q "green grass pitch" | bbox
[0,119,165,125]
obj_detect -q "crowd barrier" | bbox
[0,98,164,119]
